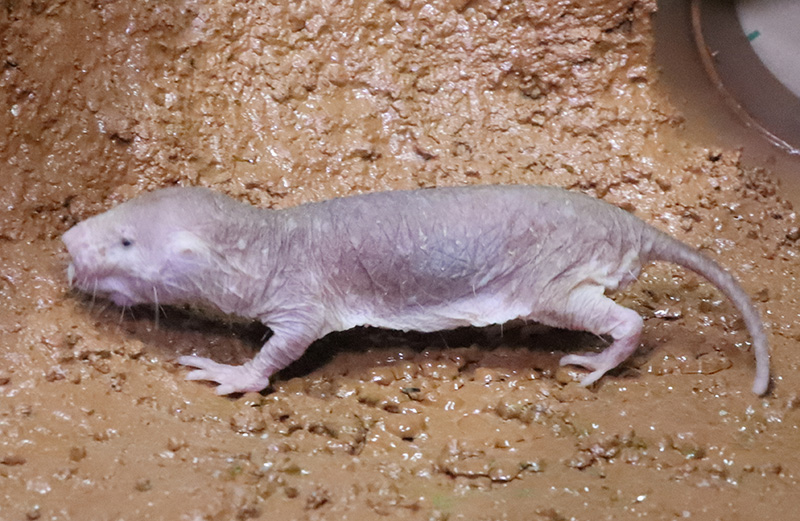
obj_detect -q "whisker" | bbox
[91,279,99,309]
[153,286,160,329]
[93,299,111,316]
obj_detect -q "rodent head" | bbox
[63,188,218,307]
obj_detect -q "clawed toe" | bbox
[559,352,601,370]
[176,355,270,395]
[576,368,610,388]
[559,352,614,387]
[185,369,214,382]
[177,355,222,371]
[213,384,238,396]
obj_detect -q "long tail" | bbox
[646,232,770,395]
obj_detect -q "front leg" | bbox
[178,312,324,395]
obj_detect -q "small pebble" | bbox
[1,454,27,466]
[167,437,186,452]
[69,446,87,462]
[231,408,267,434]
[135,478,152,492]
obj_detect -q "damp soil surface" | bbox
[2,0,800,519]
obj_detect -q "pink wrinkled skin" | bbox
[62,185,770,396]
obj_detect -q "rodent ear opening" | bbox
[170,231,210,259]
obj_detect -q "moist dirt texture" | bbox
[2,0,800,520]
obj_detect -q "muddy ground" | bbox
[2,0,800,519]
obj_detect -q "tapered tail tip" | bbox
[753,358,770,396]
[752,367,770,396]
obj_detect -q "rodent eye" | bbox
[121,238,134,248]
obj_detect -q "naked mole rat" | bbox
[62,185,770,395]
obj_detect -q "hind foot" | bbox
[178,355,270,395]
[559,352,617,387]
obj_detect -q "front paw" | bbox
[177,355,270,395]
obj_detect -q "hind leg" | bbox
[552,285,643,387]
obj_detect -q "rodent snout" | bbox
[62,223,101,266]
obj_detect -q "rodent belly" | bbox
[346,294,533,333]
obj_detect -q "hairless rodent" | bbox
[63,185,770,395]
